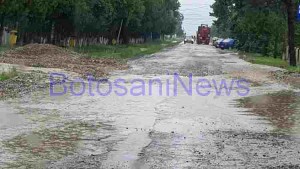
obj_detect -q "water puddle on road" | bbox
[2,121,101,168]
[236,91,300,135]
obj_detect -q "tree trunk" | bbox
[121,18,130,44]
[50,21,55,44]
[274,35,279,58]
[0,15,4,45]
[109,25,118,44]
[285,0,297,66]
[0,26,3,45]
[122,25,129,44]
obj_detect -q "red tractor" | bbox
[197,24,211,45]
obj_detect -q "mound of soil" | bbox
[0,44,127,77]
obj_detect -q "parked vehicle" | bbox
[184,36,195,44]
[212,37,219,46]
[214,39,224,48]
[197,24,210,45]
[219,38,235,50]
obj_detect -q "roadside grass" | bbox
[75,40,180,60]
[241,52,300,73]
[0,67,18,81]
[0,45,10,53]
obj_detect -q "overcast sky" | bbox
[179,0,215,35]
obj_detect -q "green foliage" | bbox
[0,0,183,43]
[133,0,183,35]
[75,40,180,59]
[0,67,18,81]
[0,45,9,53]
[210,0,287,57]
[242,52,300,73]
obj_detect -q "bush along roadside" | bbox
[239,52,300,73]
[75,40,180,60]
[239,52,300,89]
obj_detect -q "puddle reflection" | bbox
[3,121,100,168]
[237,91,300,134]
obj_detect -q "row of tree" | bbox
[0,0,184,45]
[210,0,298,66]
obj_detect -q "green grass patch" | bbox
[0,45,10,53]
[242,52,300,73]
[287,65,300,73]
[31,63,45,68]
[0,67,18,81]
[75,40,180,60]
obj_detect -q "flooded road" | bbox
[0,44,300,168]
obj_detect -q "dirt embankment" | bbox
[237,54,300,88]
[0,44,128,77]
[230,69,300,89]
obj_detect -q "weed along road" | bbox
[0,43,300,168]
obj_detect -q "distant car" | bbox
[219,38,235,50]
[184,36,194,44]
[214,39,224,48]
[212,37,219,46]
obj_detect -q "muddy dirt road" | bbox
[0,44,300,168]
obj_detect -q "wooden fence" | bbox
[1,34,145,47]
[283,46,300,65]
[1,27,9,45]
[1,28,146,47]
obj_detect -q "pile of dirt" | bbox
[0,44,128,77]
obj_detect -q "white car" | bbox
[184,36,194,44]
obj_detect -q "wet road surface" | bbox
[0,44,300,168]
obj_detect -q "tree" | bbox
[0,0,183,45]
[283,0,297,66]
[211,0,299,66]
